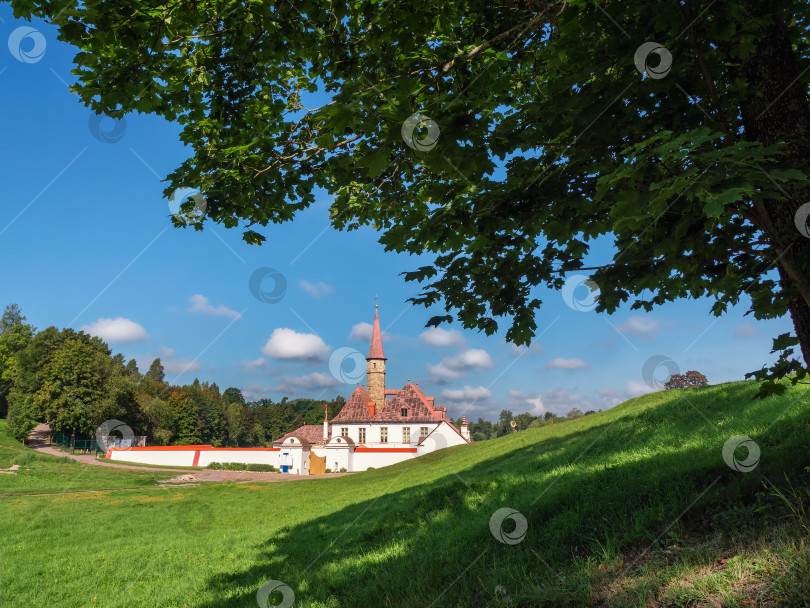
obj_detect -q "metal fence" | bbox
[49,432,146,454]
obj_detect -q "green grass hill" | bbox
[1,380,809,607]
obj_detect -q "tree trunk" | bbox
[734,5,810,366]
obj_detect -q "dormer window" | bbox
[400,407,408,417]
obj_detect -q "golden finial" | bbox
[375,294,378,309]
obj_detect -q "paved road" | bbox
[26,423,348,483]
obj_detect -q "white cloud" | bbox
[242,357,268,372]
[526,396,546,416]
[349,322,373,341]
[349,322,390,342]
[419,327,464,348]
[508,342,544,357]
[427,348,493,379]
[262,328,330,361]
[275,372,342,394]
[188,294,241,319]
[154,346,201,376]
[615,316,660,339]
[625,380,655,398]
[299,280,333,298]
[441,385,492,401]
[546,357,589,370]
[241,383,272,402]
[81,317,149,343]
[733,323,759,338]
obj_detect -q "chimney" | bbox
[461,415,470,442]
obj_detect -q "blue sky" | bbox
[0,9,794,421]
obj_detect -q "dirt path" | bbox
[26,423,349,483]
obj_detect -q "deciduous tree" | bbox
[13,0,810,395]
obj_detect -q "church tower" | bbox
[366,303,386,411]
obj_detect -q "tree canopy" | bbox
[11,0,810,393]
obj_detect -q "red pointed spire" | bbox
[367,304,386,360]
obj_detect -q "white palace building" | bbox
[106,306,471,474]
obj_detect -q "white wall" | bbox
[352,449,418,470]
[321,447,352,472]
[107,447,281,468]
[418,421,468,455]
[107,448,197,467]
[278,447,309,474]
[197,450,279,467]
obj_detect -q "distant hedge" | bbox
[206,462,276,472]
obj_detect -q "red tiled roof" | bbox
[330,386,376,422]
[273,424,330,445]
[367,307,386,360]
[374,382,444,422]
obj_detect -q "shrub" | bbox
[325,468,332,473]
[246,464,275,472]
[339,467,347,473]
[207,462,276,471]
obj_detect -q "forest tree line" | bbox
[0,304,344,445]
[1,303,602,446]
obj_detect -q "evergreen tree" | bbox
[124,359,141,379]
[144,358,165,383]
[0,303,27,336]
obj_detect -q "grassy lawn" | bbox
[0,380,809,607]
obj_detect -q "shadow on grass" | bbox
[194,384,810,607]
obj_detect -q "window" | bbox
[341,427,349,437]
[359,428,366,443]
[373,362,376,368]
[420,427,429,439]
[402,427,411,443]
[380,427,388,443]
[400,407,408,417]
